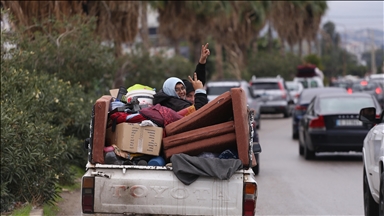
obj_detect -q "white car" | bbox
[359,107,384,215]
[286,81,304,104]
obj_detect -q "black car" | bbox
[298,92,382,160]
[292,87,347,139]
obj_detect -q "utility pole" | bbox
[370,29,377,74]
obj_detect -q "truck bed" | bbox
[82,164,256,216]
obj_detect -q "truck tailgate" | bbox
[89,167,245,215]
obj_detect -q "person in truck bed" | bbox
[153,43,210,111]
[183,43,210,104]
[153,73,207,112]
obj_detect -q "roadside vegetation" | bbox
[1,0,379,214]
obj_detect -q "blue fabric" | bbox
[163,77,185,98]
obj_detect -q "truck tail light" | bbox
[375,87,382,94]
[243,182,257,216]
[309,115,325,130]
[82,177,95,213]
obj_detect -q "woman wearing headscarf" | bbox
[153,73,208,112]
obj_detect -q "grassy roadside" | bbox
[4,165,85,216]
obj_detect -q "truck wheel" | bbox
[380,172,384,215]
[252,154,260,175]
[364,167,379,215]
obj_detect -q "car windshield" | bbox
[251,82,279,90]
[319,97,375,114]
[207,86,236,95]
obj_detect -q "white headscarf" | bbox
[163,77,185,98]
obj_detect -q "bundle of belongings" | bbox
[89,84,257,185]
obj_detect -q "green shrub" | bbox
[121,51,195,91]
[246,51,303,80]
[1,14,97,212]
[11,15,117,94]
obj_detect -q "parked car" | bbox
[206,80,262,175]
[298,92,382,160]
[286,81,304,104]
[292,87,347,139]
[350,80,384,109]
[359,107,384,215]
[206,80,261,129]
[249,76,294,118]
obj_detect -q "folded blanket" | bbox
[170,153,243,185]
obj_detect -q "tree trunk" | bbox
[267,24,273,53]
[194,40,201,64]
[279,37,285,57]
[215,42,223,80]
[298,40,302,58]
[113,40,125,88]
[307,40,312,55]
[174,39,180,55]
[140,1,150,52]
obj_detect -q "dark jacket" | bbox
[153,90,208,112]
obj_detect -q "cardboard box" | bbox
[106,123,163,156]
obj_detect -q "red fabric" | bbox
[108,112,147,128]
[140,104,183,127]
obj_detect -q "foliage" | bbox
[120,50,195,91]
[303,54,324,70]
[12,14,117,94]
[246,51,303,80]
[1,12,101,212]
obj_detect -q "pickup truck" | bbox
[81,89,260,216]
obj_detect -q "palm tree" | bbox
[209,1,269,79]
[2,1,140,88]
[268,1,327,57]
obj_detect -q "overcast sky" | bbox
[322,1,384,32]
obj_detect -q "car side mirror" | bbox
[358,107,377,123]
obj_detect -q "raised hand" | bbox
[188,73,204,90]
[199,43,210,64]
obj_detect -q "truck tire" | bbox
[364,167,379,215]
[380,172,384,215]
[252,154,260,175]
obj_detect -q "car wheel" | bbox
[304,143,315,160]
[283,109,290,118]
[292,132,298,140]
[252,154,260,175]
[364,167,379,215]
[380,172,384,215]
[298,135,304,156]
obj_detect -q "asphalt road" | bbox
[254,114,364,216]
